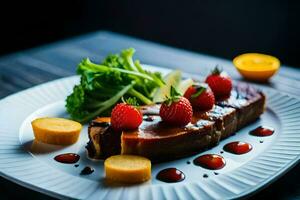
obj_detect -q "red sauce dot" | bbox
[193,154,225,170]
[223,141,252,155]
[156,168,185,183]
[54,153,80,164]
[250,126,274,137]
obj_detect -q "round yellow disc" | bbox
[104,155,151,183]
[31,117,82,145]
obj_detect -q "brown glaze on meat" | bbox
[86,84,266,162]
[122,116,214,162]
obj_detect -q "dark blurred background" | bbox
[0,0,299,67]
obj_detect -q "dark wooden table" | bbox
[1,31,300,199]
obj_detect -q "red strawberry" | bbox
[183,86,197,100]
[111,103,143,131]
[205,67,232,99]
[160,87,193,126]
[184,84,215,111]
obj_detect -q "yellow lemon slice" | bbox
[31,117,82,145]
[104,155,151,183]
[153,70,182,103]
[233,53,280,81]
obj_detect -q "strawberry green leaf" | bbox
[211,65,223,75]
[122,97,139,106]
[164,86,182,106]
[191,83,209,99]
[191,87,206,99]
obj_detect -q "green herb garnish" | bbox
[66,48,164,123]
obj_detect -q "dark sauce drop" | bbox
[54,153,80,164]
[260,140,264,143]
[74,164,79,167]
[156,168,185,183]
[193,154,225,170]
[250,126,274,137]
[220,151,224,154]
[81,166,94,175]
[143,115,154,122]
[223,141,252,155]
[203,174,209,178]
[187,161,191,164]
[214,172,219,175]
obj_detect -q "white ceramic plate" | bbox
[1,65,300,200]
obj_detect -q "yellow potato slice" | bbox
[104,155,151,183]
[31,117,82,145]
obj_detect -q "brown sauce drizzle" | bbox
[81,166,94,175]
